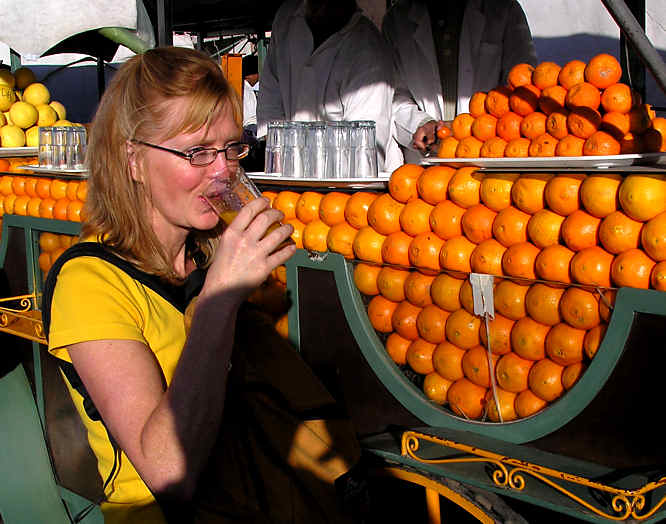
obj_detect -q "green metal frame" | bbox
[285,249,666,445]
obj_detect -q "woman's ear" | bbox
[126,141,142,183]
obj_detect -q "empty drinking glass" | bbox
[282,121,307,178]
[305,121,327,179]
[264,121,287,175]
[324,121,351,179]
[350,120,378,178]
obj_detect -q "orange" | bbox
[618,174,666,222]
[492,206,530,247]
[511,316,550,361]
[584,53,622,89]
[461,204,496,244]
[455,136,483,158]
[650,261,666,291]
[447,167,483,208]
[528,358,565,402]
[534,244,574,284]
[38,251,51,274]
[445,308,481,349]
[437,126,452,140]
[610,248,656,289]
[462,345,499,388]
[509,84,540,116]
[600,112,631,140]
[38,197,56,219]
[377,266,410,302]
[471,113,498,141]
[385,332,411,365]
[555,135,586,157]
[619,132,645,155]
[479,137,508,158]
[565,82,601,110]
[501,241,540,280]
[628,104,653,134]
[583,131,621,156]
[469,91,488,117]
[404,271,435,307]
[285,217,306,249]
[272,190,300,220]
[0,159,9,173]
[580,173,623,219]
[0,175,14,196]
[494,279,529,320]
[26,196,41,218]
[429,200,465,240]
[459,279,475,315]
[525,283,564,326]
[560,287,600,330]
[562,362,586,390]
[511,174,552,214]
[532,62,562,90]
[319,191,351,226]
[485,86,512,118]
[504,137,531,157]
[399,198,434,236]
[417,165,455,205]
[545,323,586,366]
[406,337,436,374]
[600,83,633,114]
[527,209,565,248]
[388,164,423,203]
[641,211,666,261]
[53,197,70,221]
[353,263,381,295]
[480,173,520,212]
[539,85,568,115]
[437,136,460,158]
[367,193,405,235]
[479,313,515,355]
[486,387,518,422]
[352,226,385,264]
[519,112,547,140]
[409,232,445,272]
[262,190,278,207]
[567,107,601,139]
[65,181,80,201]
[598,210,643,254]
[295,191,324,224]
[325,220,356,256]
[496,112,523,142]
[451,113,475,140]
[561,210,601,251]
[40,231,62,253]
[11,176,26,196]
[303,219,331,252]
[430,273,464,312]
[50,247,67,266]
[470,239,506,276]
[515,389,548,418]
[367,295,399,333]
[433,341,466,381]
[381,231,412,267]
[49,178,68,201]
[439,235,475,274]
[507,63,535,89]
[3,194,16,215]
[35,178,52,199]
[583,323,608,360]
[570,246,614,287]
[422,372,453,405]
[645,117,666,153]
[529,134,558,157]
[544,174,585,216]
[24,177,37,198]
[66,200,84,222]
[495,351,533,392]
[546,111,569,140]
[416,304,451,344]
[447,378,487,420]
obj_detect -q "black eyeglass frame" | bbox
[130,139,250,166]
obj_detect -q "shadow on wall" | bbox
[533,34,666,111]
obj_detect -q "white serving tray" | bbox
[248,172,390,189]
[17,164,88,176]
[0,147,38,158]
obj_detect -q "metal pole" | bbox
[156,0,173,47]
[600,0,666,96]
[97,56,105,101]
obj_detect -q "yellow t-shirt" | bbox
[48,252,189,524]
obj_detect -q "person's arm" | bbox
[65,199,295,502]
[499,0,538,83]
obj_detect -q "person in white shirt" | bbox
[382,0,537,163]
[242,54,259,137]
[257,0,403,172]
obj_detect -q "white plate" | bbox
[0,147,38,158]
[17,164,88,176]
[248,172,390,189]
[421,152,666,169]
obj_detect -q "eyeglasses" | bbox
[131,139,250,166]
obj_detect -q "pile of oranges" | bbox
[437,54,665,159]
[262,163,666,421]
[38,232,78,276]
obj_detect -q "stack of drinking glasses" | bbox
[38,126,87,170]
[264,120,377,179]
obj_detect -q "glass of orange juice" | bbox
[201,166,293,246]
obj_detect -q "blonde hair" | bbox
[82,46,242,282]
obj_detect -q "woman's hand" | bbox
[202,196,296,303]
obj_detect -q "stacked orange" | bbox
[264,163,666,421]
[437,54,665,159]
[38,232,78,276]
